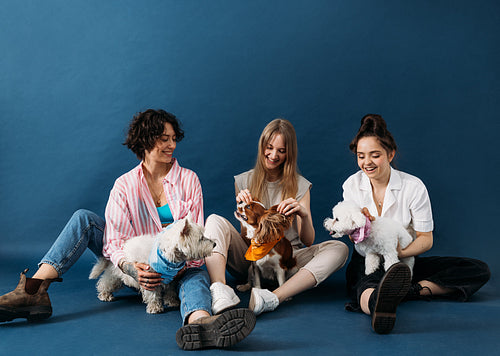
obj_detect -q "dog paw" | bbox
[97,292,115,302]
[365,267,377,275]
[164,297,180,308]
[146,303,164,314]
[236,283,251,292]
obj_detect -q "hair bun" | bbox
[349,114,397,154]
[360,114,387,137]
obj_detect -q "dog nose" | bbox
[212,241,216,247]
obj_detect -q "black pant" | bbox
[345,249,491,312]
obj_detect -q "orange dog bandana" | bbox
[244,237,282,261]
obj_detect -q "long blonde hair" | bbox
[249,118,298,205]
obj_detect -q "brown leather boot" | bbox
[0,269,62,322]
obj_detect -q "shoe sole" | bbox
[0,305,52,322]
[372,263,411,334]
[176,308,256,350]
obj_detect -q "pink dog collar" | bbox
[350,216,372,244]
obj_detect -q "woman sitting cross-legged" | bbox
[205,118,349,316]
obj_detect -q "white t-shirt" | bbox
[342,167,434,239]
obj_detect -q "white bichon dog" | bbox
[89,214,216,314]
[323,201,414,275]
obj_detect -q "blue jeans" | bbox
[40,209,105,276]
[40,209,212,323]
[177,267,212,324]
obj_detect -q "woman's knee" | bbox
[205,214,232,244]
[321,240,350,261]
[71,209,102,226]
[472,258,491,285]
[206,214,227,227]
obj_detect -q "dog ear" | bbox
[181,218,191,238]
[254,212,290,243]
[269,205,294,225]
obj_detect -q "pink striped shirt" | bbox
[102,159,205,268]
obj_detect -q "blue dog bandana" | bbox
[148,224,186,284]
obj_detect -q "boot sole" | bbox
[372,263,411,334]
[0,305,52,322]
[176,308,256,350]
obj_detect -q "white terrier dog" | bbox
[89,214,215,314]
[324,201,414,275]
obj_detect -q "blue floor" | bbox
[1,250,498,356]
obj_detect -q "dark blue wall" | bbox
[1,1,498,276]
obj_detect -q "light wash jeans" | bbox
[39,209,212,323]
[177,267,212,324]
[40,209,105,275]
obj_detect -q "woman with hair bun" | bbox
[343,114,490,334]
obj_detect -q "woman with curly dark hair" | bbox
[0,109,255,350]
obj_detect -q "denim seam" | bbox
[59,221,102,274]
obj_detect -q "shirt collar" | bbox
[359,167,401,191]
[164,158,180,185]
[137,158,181,184]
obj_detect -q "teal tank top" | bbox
[157,204,174,227]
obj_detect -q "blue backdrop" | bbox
[1,1,498,280]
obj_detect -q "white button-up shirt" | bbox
[342,167,434,238]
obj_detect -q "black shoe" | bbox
[176,308,256,350]
[405,283,433,301]
[371,263,411,334]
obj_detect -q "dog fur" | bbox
[89,214,215,314]
[323,200,414,275]
[234,201,297,292]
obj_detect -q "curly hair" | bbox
[124,109,184,160]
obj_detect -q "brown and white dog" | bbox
[234,201,297,292]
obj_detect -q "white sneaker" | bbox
[249,288,279,316]
[210,282,240,315]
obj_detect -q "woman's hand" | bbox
[397,243,404,258]
[277,198,307,217]
[348,208,375,242]
[361,207,375,221]
[236,189,253,205]
[120,261,163,291]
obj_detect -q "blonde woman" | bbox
[205,119,349,315]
